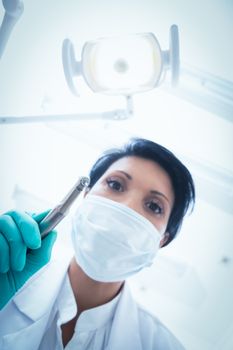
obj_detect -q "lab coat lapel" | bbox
[13,247,72,321]
[107,283,143,350]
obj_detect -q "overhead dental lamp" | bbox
[1,11,232,125]
[0,24,180,124]
[62,25,180,98]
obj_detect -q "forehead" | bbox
[104,156,174,201]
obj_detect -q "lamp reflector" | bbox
[81,33,163,95]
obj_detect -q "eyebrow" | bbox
[117,170,171,205]
[118,170,132,180]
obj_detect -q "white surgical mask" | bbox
[71,195,162,282]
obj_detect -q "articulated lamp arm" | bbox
[0,0,24,59]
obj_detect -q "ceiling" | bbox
[0,1,233,349]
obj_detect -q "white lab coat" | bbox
[0,244,185,350]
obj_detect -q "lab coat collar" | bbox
[106,282,143,350]
[56,271,121,331]
[13,247,72,322]
[74,288,121,333]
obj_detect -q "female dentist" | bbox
[0,138,195,350]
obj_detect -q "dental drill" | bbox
[39,176,90,239]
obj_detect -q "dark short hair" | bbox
[88,138,195,246]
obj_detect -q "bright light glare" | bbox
[82,33,162,95]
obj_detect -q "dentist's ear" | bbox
[159,232,170,248]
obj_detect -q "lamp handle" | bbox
[62,38,82,96]
[170,24,180,86]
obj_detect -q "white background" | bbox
[0,1,233,349]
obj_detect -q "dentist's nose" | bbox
[120,195,143,216]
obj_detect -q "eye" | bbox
[106,178,124,192]
[145,200,163,215]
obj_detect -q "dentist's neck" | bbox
[68,257,124,316]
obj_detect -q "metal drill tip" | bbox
[80,176,90,188]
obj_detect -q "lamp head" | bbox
[62,25,179,97]
[81,32,163,95]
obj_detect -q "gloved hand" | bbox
[0,210,57,310]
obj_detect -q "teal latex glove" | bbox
[0,210,57,310]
